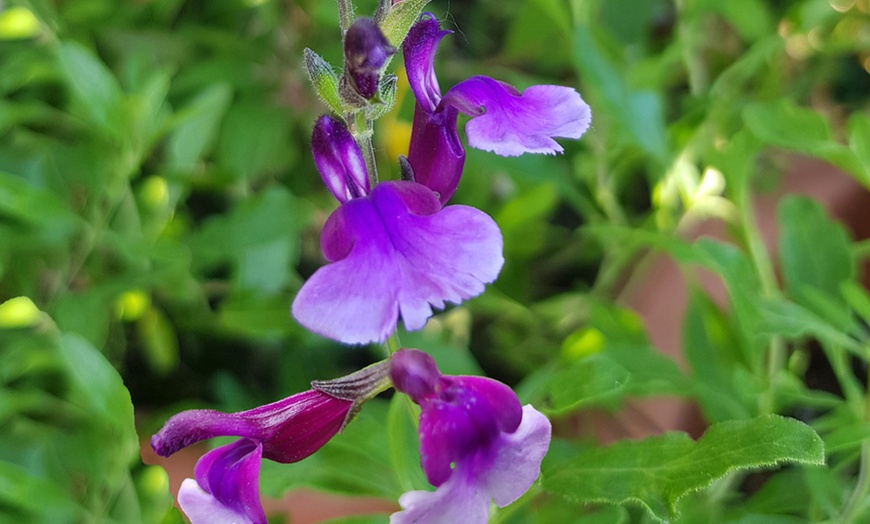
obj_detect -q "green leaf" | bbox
[0,461,81,522]
[842,280,870,325]
[58,333,137,446]
[757,297,864,355]
[379,0,431,48]
[572,27,668,164]
[742,468,811,517]
[603,342,690,397]
[216,100,295,182]
[166,83,232,171]
[57,41,125,135]
[777,196,853,315]
[543,415,825,522]
[543,355,629,415]
[714,0,772,40]
[386,394,426,492]
[847,113,870,188]
[683,288,754,421]
[0,172,79,236]
[303,48,344,116]
[743,101,866,182]
[191,187,304,295]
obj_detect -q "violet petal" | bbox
[416,376,521,486]
[390,349,441,403]
[407,103,465,205]
[311,115,369,203]
[390,405,551,524]
[178,479,254,524]
[478,405,552,507]
[404,13,450,113]
[390,468,488,524]
[291,181,503,344]
[183,439,267,524]
[442,76,592,156]
[445,376,523,433]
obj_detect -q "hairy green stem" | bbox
[351,111,379,186]
[337,0,354,36]
[734,169,783,414]
[385,331,402,356]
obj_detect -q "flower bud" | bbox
[311,115,369,203]
[344,17,395,99]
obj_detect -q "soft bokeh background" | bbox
[2,0,870,522]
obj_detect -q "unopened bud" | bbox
[344,17,395,99]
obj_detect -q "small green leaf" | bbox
[379,0,431,48]
[216,100,295,182]
[543,415,825,522]
[57,41,125,135]
[757,297,863,354]
[715,0,772,40]
[0,172,79,235]
[544,355,629,415]
[683,289,754,422]
[847,113,870,188]
[842,280,870,325]
[369,74,398,120]
[304,48,343,115]
[167,83,232,171]
[743,101,865,181]
[572,27,668,165]
[191,187,304,295]
[604,342,690,397]
[0,461,81,522]
[387,394,426,492]
[778,196,853,314]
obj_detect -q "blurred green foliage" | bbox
[1,0,870,522]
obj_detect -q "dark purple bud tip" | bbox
[390,349,441,402]
[311,115,369,203]
[345,17,395,99]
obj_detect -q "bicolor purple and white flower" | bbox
[292,115,503,344]
[152,389,353,523]
[389,349,552,524]
[405,13,592,204]
[177,438,266,524]
[152,362,392,523]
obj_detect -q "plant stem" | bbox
[337,0,354,36]
[351,111,379,186]
[734,168,782,414]
[385,331,402,356]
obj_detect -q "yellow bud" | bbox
[0,7,40,40]
[0,296,41,329]
[562,328,605,360]
[115,290,150,322]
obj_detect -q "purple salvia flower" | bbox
[292,116,503,344]
[151,389,353,464]
[389,349,552,524]
[177,439,266,524]
[404,13,592,205]
[154,362,391,523]
[344,17,396,99]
